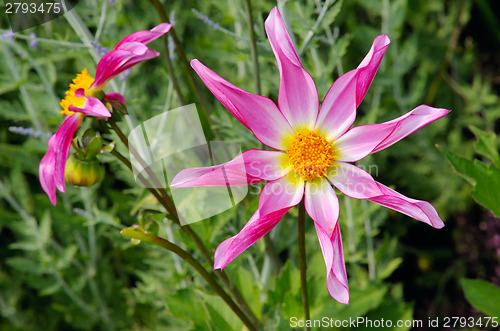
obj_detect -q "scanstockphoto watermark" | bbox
[127,104,379,225]
[289,316,423,329]
[3,0,79,32]
[290,316,499,329]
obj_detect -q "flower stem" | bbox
[108,118,260,328]
[120,228,257,331]
[161,33,186,105]
[298,200,310,329]
[147,0,215,138]
[243,0,261,95]
[298,0,334,56]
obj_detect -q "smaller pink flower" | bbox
[172,8,449,304]
[39,23,171,205]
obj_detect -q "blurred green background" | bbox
[1,0,499,330]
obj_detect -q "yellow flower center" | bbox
[286,129,339,180]
[60,68,95,115]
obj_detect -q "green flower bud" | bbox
[65,153,103,187]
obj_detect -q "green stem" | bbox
[298,201,310,329]
[243,0,261,95]
[121,228,257,331]
[108,120,260,328]
[298,0,334,56]
[2,44,43,133]
[147,0,214,136]
[108,119,214,261]
[362,201,376,280]
[161,32,186,105]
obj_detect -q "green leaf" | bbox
[39,212,51,247]
[440,146,500,217]
[55,245,78,270]
[81,128,97,147]
[39,280,62,296]
[99,141,115,154]
[334,283,389,320]
[268,262,300,309]
[469,126,500,168]
[461,279,500,317]
[85,137,103,159]
[377,257,403,280]
[198,290,244,330]
[166,288,209,329]
[236,267,262,319]
[365,302,414,331]
[6,257,44,275]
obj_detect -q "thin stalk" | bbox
[298,0,334,56]
[108,119,212,261]
[63,8,119,92]
[243,0,261,95]
[7,41,59,109]
[121,228,257,331]
[344,197,359,282]
[298,201,310,329]
[362,201,375,280]
[110,149,174,213]
[94,0,108,42]
[162,35,186,104]
[81,188,111,326]
[424,0,467,105]
[108,120,260,327]
[2,44,43,133]
[0,30,87,48]
[147,0,214,132]
[108,119,171,206]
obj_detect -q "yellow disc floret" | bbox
[60,68,95,115]
[286,129,339,180]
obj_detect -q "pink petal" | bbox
[368,181,445,228]
[370,105,451,154]
[171,149,291,187]
[355,35,390,107]
[335,105,450,162]
[328,162,444,228]
[214,173,304,269]
[334,122,395,162]
[315,70,359,140]
[315,223,348,304]
[39,144,57,205]
[91,43,159,90]
[265,7,318,130]
[53,114,83,192]
[327,162,383,199]
[114,23,171,49]
[191,60,295,149]
[105,92,126,104]
[316,35,390,140]
[69,89,111,117]
[304,177,339,237]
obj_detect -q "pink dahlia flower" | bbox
[39,23,171,205]
[172,8,449,304]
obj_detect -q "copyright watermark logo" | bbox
[128,104,247,225]
[3,0,79,32]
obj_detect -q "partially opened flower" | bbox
[171,7,449,304]
[39,23,171,205]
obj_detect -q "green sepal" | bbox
[81,128,97,147]
[99,141,115,154]
[85,137,103,159]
